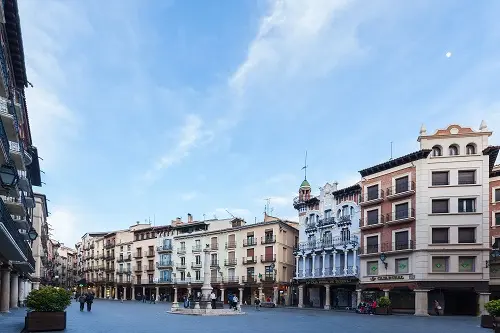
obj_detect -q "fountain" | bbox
[168,244,246,316]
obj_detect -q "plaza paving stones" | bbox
[0,300,485,333]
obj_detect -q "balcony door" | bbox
[228,251,235,260]
[161,254,171,264]
[246,248,254,259]
[161,270,171,281]
[228,234,235,244]
[228,268,235,278]
[265,246,273,260]
[163,238,171,247]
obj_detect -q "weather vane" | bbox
[301,151,308,180]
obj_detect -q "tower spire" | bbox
[301,151,308,180]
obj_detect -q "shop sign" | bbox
[370,274,414,281]
[300,278,358,285]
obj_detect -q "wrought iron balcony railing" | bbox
[386,181,415,197]
[243,238,257,247]
[242,256,257,264]
[261,254,276,263]
[226,241,237,249]
[261,235,276,244]
[359,240,415,255]
[224,258,237,266]
[157,244,173,252]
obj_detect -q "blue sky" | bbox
[19,0,500,247]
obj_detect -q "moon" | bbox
[445,52,452,58]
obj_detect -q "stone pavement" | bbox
[0,299,485,333]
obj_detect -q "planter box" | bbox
[25,311,66,332]
[481,315,494,328]
[375,307,392,315]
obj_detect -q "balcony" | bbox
[133,252,143,259]
[157,244,173,253]
[90,244,95,249]
[177,247,186,254]
[226,241,237,249]
[261,254,276,263]
[210,243,219,251]
[242,275,257,284]
[210,260,219,268]
[191,262,202,269]
[104,255,114,261]
[105,266,115,272]
[261,235,276,244]
[116,257,125,263]
[386,181,415,200]
[305,223,317,233]
[243,238,257,247]
[242,256,257,264]
[134,266,143,272]
[176,263,187,270]
[157,261,174,269]
[261,275,275,282]
[146,251,155,258]
[211,276,222,284]
[336,215,352,228]
[116,269,132,275]
[385,208,416,225]
[0,98,19,141]
[359,240,415,255]
[360,215,386,231]
[157,277,174,284]
[192,246,202,253]
[9,141,32,168]
[146,265,155,272]
[104,242,115,249]
[318,217,336,227]
[224,258,237,266]
[2,195,26,217]
[225,276,239,284]
[360,190,384,207]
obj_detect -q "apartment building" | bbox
[0,0,42,313]
[489,165,500,298]
[131,224,158,300]
[32,193,48,290]
[358,123,496,316]
[293,179,361,309]
[157,214,299,305]
[55,246,77,288]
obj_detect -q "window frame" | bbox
[431,171,449,186]
[395,258,409,274]
[458,227,476,244]
[431,256,449,273]
[458,198,477,213]
[431,199,449,214]
[431,227,449,244]
[458,170,476,185]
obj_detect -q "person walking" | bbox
[78,293,87,311]
[434,300,442,316]
[228,294,233,309]
[150,293,156,304]
[232,295,239,311]
[86,292,94,312]
[254,295,260,310]
[210,291,216,309]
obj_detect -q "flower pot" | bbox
[375,307,392,315]
[481,315,494,328]
[25,311,66,332]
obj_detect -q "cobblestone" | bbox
[0,300,485,333]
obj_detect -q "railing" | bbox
[305,223,317,233]
[295,235,359,252]
[226,241,237,249]
[359,240,415,254]
[225,276,239,284]
[318,217,336,227]
[105,266,115,272]
[211,276,222,283]
[133,252,143,258]
[261,254,276,263]
[191,262,202,269]
[104,242,115,249]
[242,275,256,283]
[243,238,257,247]
[210,243,219,250]
[157,244,173,252]
[386,181,415,196]
[224,258,237,266]
[261,275,274,282]
[133,266,143,272]
[146,265,155,271]
[104,255,114,261]
[116,269,132,275]
[146,251,155,257]
[261,235,276,244]
[242,256,257,264]
[177,247,186,254]
[210,260,219,267]
[157,277,174,284]
[192,246,202,253]
[361,214,386,227]
[176,263,187,269]
[157,261,174,268]
[360,190,384,204]
[385,208,415,223]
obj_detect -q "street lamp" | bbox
[27,228,38,241]
[379,253,388,269]
[0,164,18,188]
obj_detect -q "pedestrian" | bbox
[254,295,260,310]
[150,293,156,304]
[228,294,233,309]
[434,300,441,316]
[86,292,94,312]
[210,291,216,309]
[232,295,239,311]
[78,293,86,311]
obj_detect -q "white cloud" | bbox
[47,207,82,248]
[181,191,199,201]
[265,173,295,184]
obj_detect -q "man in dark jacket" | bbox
[86,293,94,312]
[79,294,86,311]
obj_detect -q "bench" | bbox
[260,302,276,308]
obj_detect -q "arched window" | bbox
[350,207,354,217]
[337,209,341,219]
[432,145,442,157]
[466,143,476,155]
[449,144,459,156]
[322,231,332,246]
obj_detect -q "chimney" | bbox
[187,213,193,223]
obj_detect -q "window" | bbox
[458,227,475,243]
[432,145,442,157]
[180,257,185,265]
[322,231,332,245]
[394,231,409,250]
[394,202,409,220]
[495,189,500,202]
[458,198,476,213]
[432,171,449,186]
[180,242,186,250]
[449,145,459,156]
[395,258,409,274]
[466,144,476,155]
[432,199,449,213]
[366,236,379,254]
[367,261,378,275]
[432,257,449,272]
[195,270,201,280]
[195,255,201,265]
[458,170,475,185]
[432,228,449,244]
[180,271,185,280]
[395,176,409,193]
[458,257,475,272]
[366,209,379,225]
[496,212,500,226]
[367,185,380,201]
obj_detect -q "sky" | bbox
[18,0,500,247]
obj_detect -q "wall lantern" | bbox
[379,252,388,269]
[0,164,18,188]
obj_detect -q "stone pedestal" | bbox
[414,290,430,316]
[383,289,390,298]
[273,286,278,304]
[194,301,201,309]
[356,289,362,304]
[201,248,213,308]
[172,287,179,309]
[0,267,11,313]
[238,288,244,311]
[478,292,490,316]
[220,288,225,305]
[258,286,263,301]
[10,272,19,309]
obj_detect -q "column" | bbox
[414,290,430,316]
[10,272,19,309]
[0,267,11,312]
[343,250,348,276]
[383,289,390,298]
[311,254,316,277]
[258,285,263,300]
[114,287,118,300]
[172,287,179,309]
[273,286,278,304]
[324,285,331,310]
[187,284,192,297]
[356,289,362,304]
[155,286,159,301]
[18,278,25,305]
[142,286,145,299]
[478,292,491,316]
[238,287,244,310]
[332,251,337,276]
[321,252,326,277]
[301,256,306,277]
[220,288,225,305]
[298,285,304,308]
[32,281,40,290]
[352,248,358,275]
[132,286,135,300]
[124,287,127,300]
[295,256,299,277]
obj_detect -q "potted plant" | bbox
[484,299,500,331]
[25,286,72,332]
[375,296,392,315]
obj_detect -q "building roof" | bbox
[484,146,500,176]
[4,0,28,88]
[331,183,361,196]
[359,149,432,177]
[300,179,311,188]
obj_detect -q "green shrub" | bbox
[26,287,71,312]
[377,296,391,308]
[485,299,500,317]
